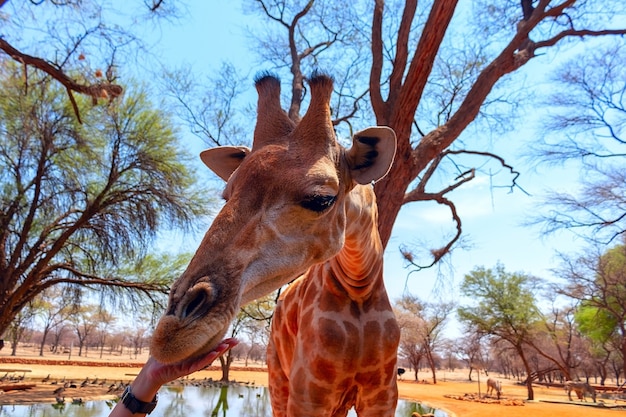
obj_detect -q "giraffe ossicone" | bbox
[150,73,399,415]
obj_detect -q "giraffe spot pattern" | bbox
[318,317,346,355]
[311,355,338,384]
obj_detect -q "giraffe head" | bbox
[150,73,396,364]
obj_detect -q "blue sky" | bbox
[147,2,589,326]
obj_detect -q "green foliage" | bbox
[0,60,215,333]
[574,303,616,345]
[458,263,543,345]
[569,243,626,342]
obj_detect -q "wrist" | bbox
[121,384,158,415]
[128,379,159,403]
[129,361,163,401]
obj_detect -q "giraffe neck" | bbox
[328,184,384,299]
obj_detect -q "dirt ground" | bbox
[0,346,624,416]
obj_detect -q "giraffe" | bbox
[149,72,399,416]
[266,179,400,416]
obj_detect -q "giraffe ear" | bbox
[200,146,251,182]
[346,126,396,184]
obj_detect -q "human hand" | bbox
[109,338,239,417]
[144,338,240,387]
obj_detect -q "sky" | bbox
[145,2,590,334]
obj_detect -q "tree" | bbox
[6,305,36,356]
[163,62,252,147]
[94,309,117,359]
[239,294,274,367]
[531,41,626,244]
[0,63,211,336]
[31,287,73,356]
[226,0,626,272]
[0,0,179,122]
[50,322,70,355]
[555,241,626,380]
[69,305,98,357]
[454,324,489,382]
[575,304,615,384]
[127,324,149,359]
[396,300,426,381]
[372,0,625,255]
[534,303,586,381]
[395,294,453,383]
[458,264,543,399]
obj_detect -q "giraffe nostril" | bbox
[180,286,213,321]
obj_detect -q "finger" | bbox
[221,338,240,349]
[198,339,239,369]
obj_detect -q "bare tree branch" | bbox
[400,149,528,271]
[287,1,314,120]
[147,0,165,12]
[0,37,123,122]
[392,0,459,130]
[331,88,369,127]
[387,0,417,107]
[535,28,626,50]
[370,0,385,117]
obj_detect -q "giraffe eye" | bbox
[301,194,337,213]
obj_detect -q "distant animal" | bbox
[397,368,406,379]
[486,378,502,399]
[564,380,596,403]
[53,386,65,395]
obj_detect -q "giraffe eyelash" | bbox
[300,194,337,213]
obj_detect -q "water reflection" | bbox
[3,384,445,417]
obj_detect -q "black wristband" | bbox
[121,385,158,415]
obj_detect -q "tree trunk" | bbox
[219,351,233,382]
[374,132,415,248]
[38,328,49,357]
[426,349,437,384]
[517,345,535,400]
[621,325,626,381]
[410,354,422,381]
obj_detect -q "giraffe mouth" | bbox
[189,337,239,366]
[150,286,235,364]
[188,325,232,361]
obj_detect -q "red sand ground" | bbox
[0,347,623,416]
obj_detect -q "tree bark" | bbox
[517,345,535,400]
